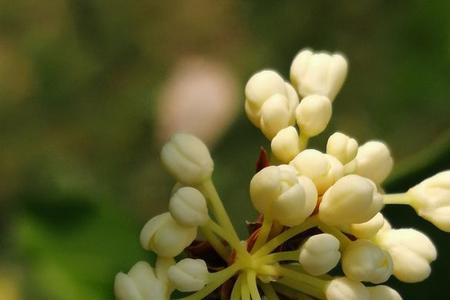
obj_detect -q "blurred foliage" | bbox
[0,0,449,299]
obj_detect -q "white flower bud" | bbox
[355,141,393,184]
[299,233,341,276]
[367,285,402,300]
[140,213,197,257]
[161,133,214,185]
[376,228,437,283]
[290,149,344,194]
[114,261,167,300]
[260,94,293,139]
[271,126,300,163]
[245,70,286,125]
[250,165,317,226]
[295,95,332,137]
[169,187,209,227]
[318,175,383,226]
[290,49,348,101]
[342,240,393,284]
[326,132,358,164]
[325,277,369,300]
[245,70,298,138]
[347,213,385,239]
[168,258,209,292]
[407,171,450,232]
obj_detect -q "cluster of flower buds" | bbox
[115,49,450,300]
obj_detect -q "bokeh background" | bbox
[1,1,450,299]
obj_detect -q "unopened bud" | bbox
[342,240,393,284]
[271,126,301,163]
[368,285,402,300]
[326,132,358,164]
[169,187,209,227]
[407,170,450,232]
[168,258,209,292]
[161,133,214,185]
[299,233,341,276]
[325,277,369,300]
[290,49,348,101]
[376,228,437,283]
[355,141,393,184]
[319,175,383,226]
[290,149,344,194]
[140,213,197,257]
[296,95,332,137]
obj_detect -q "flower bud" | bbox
[290,49,348,101]
[161,133,214,185]
[114,261,167,300]
[407,171,450,232]
[376,228,437,283]
[325,277,369,300]
[271,126,300,163]
[260,94,293,139]
[367,285,402,300]
[250,165,317,226]
[347,213,385,239]
[169,187,209,227]
[168,258,209,292]
[342,240,393,284]
[245,70,298,138]
[318,175,383,226]
[295,95,332,137]
[299,233,341,276]
[290,149,344,194]
[140,213,197,257]
[326,132,358,164]
[355,141,393,184]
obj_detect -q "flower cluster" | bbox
[114,49,450,300]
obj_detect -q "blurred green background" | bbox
[1,0,450,299]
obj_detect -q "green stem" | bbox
[259,282,280,300]
[180,264,240,300]
[299,132,309,151]
[200,179,249,257]
[272,283,312,300]
[254,216,318,257]
[230,274,243,300]
[247,271,262,300]
[256,250,300,265]
[199,226,229,261]
[383,193,412,205]
[251,215,273,253]
[241,274,251,300]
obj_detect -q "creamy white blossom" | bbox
[290,149,343,194]
[319,175,383,226]
[355,141,393,184]
[161,133,214,185]
[346,213,385,239]
[290,49,348,101]
[168,258,209,292]
[245,70,298,139]
[250,165,317,226]
[326,132,358,165]
[169,187,209,227]
[296,95,332,137]
[342,239,393,284]
[140,212,197,257]
[114,261,168,300]
[271,126,300,163]
[376,228,437,283]
[299,233,341,276]
[368,285,402,300]
[407,171,450,232]
[325,277,369,300]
